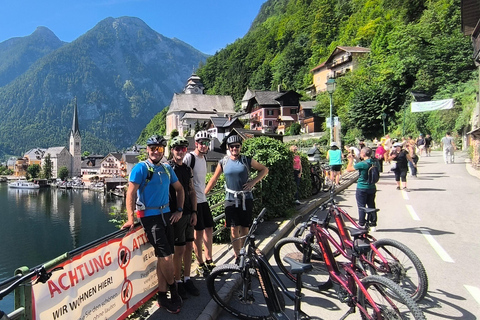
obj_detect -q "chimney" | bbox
[277,84,282,92]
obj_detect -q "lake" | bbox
[0,182,122,313]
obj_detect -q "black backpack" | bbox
[367,160,380,185]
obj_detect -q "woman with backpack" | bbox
[204,135,269,262]
[346,147,378,231]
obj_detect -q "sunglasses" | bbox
[149,145,164,153]
[173,146,187,152]
[229,144,241,149]
[198,140,210,146]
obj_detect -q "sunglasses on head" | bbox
[198,140,210,146]
[149,145,164,152]
[229,144,241,149]
[173,146,187,152]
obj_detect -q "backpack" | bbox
[367,160,380,185]
[185,152,207,171]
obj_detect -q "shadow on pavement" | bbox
[419,289,477,320]
[376,227,454,236]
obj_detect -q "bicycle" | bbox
[0,261,62,320]
[276,186,428,302]
[206,208,320,320]
[310,162,323,195]
[275,212,426,319]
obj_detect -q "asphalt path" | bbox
[216,151,480,319]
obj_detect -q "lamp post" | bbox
[326,78,337,144]
[381,112,387,136]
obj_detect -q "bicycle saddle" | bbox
[283,257,313,274]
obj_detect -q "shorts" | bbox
[330,164,342,172]
[194,202,214,231]
[140,213,174,258]
[225,199,254,228]
[173,212,194,246]
[394,168,408,182]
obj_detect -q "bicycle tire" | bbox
[321,175,332,192]
[358,275,426,320]
[206,264,283,320]
[294,224,344,258]
[366,238,428,302]
[274,237,332,292]
[311,174,322,195]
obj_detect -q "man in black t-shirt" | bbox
[168,136,200,299]
[424,134,433,157]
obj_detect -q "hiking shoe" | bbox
[184,279,200,296]
[177,281,187,300]
[196,264,210,277]
[403,187,410,192]
[206,260,216,272]
[396,186,400,190]
[158,294,180,314]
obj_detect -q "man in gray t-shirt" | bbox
[441,132,456,164]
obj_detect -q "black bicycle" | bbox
[206,208,320,320]
[0,260,62,320]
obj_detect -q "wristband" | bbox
[192,210,197,214]
[177,207,183,212]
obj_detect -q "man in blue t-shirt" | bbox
[122,135,185,314]
[346,147,378,231]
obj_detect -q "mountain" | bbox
[0,17,208,157]
[0,26,65,87]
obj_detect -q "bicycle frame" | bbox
[304,222,389,319]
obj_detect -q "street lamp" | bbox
[381,112,387,136]
[326,78,336,144]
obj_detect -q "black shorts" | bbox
[194,202,214,231]
[173,212,194,246]
[225,199,254,228]
[140,213,174,258]
[331,164,342,172]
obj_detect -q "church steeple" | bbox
[71,97,80,137]
[183,73,204,95]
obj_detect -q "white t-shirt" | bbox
[183,152,208,203]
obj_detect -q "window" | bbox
[290,109,297,115]
[267,110,274,116]
[268,120,273,126]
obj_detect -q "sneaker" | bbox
[403,187,409,192]
[206,260,216,272]
[396,186,400,190]
[158,293,181,314]
[196,264,210,277]
[295,200,301,205]
[177,281,187,300]
[184,279,200,296]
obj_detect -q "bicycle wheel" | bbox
[321,175,332,192]
[294,224,343,258]
[366,238,428,302]
[311,174,322,195]
[358,275,426,320]
[274,237,332,292]
[207,264,278,320]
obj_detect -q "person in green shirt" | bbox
[346,147,378,231]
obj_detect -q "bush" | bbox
[241,136,296,219]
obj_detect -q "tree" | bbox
[82,151,91,157]
[58,166,69,181]
[42,154,53,180]
[27,164,41,179]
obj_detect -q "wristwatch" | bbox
[177,207,183,212]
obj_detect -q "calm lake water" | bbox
[0,182,122,313]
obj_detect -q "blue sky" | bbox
[0,0,266,55]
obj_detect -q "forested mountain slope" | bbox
[197,0,476,140]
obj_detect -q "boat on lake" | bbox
[8,180,40,189]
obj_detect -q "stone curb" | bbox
[196,172,358,320]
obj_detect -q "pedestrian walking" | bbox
[374,142,386,173]
[416,134,426,156]
[183,131,215,277]
[425,134,433,156]
[327,142,343,185]
[205,135,268,262]
[290,145,302,205]
[167,136,200,299]
[122,134,185,314]
[389,142,415,191]
[441,131,456,164]
[406,142,419,177]
[346,147,378,231]
[383,134,392,163]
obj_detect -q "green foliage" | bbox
[42,153,52,180]
[241,136,296,218]
[109,206,128,229]
[82,151,91,157]
[0,166,13,175]
[136,107,168,144]
[58,166,69,181]
[27,164,41,179]
[288,123,301,135]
